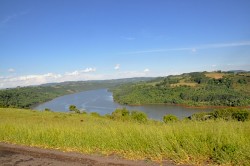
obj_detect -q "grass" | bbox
[171,79,197,87]
[1,108,250,165]
[205,72,225,79]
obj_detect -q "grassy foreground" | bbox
[1,108,250,165]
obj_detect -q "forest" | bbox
[112,71,250,107]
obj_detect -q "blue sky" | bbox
[1,0,250,88]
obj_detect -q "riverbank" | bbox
[1,108,250,165]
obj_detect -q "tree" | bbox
[69,105,80,113]
[69,105,77,111]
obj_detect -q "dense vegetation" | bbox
[112,71,250,107]
[1,107,250,165]
[0,77,151,109]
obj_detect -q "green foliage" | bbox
[232,110,249,122]
[131,111,148,123]
[189,72,208,84]
[112,71,250,107]
[190,108,250,122]
[163,114,178,123]
[44,108,52,112]
[69,105,80,114]
[111,107,130,120]
[69,105,77,111]
[110,108,148,123]
[212,144,238,165]
[90,112,101,117]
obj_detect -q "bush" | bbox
[213,108,236,121]
[111,107,130,120]
[90,112,101,117]
[232,110,249,122]
[131,111,148,123]
[69,105,80,114]
[163,114,178,123]
[188,108,250,122]
[44,108,52,112]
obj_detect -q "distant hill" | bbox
[227,70,249,73]
[112,71,250,107]
[0,77,153,109]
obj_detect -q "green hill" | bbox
[112,71,250,107]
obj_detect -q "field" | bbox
[1,108,250,165]
[205,72,225,79]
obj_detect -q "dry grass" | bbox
[205,72,225,79]
[171,79,197,87]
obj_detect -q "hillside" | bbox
[112,71,250,107]
[0,77,152,109]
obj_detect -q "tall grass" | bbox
[0,108,250,165]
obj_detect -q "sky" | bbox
[1,0,250,88]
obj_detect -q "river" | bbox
[34,89,212,120]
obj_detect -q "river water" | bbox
[34,89,212,120]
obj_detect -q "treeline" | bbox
[112,71,250,107]
[0,78,151,109]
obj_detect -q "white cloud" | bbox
[144,68,150,72]
[0,67,158,89]
[0,73,62,88]
[83,67,96,72]
[65,67,96,76]
[114,64,120,70]
[8,68,15,73]
[0,67,98,89]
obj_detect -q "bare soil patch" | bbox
[0,143,176,166]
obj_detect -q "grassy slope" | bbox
[1,108,250,165]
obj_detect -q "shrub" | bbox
[163,114,178,123]
[232,110,249,122]
[44,108,52,112]
[68,105,80,114]
[69,105,77,111]
[90,112,101,117]
[213,108,235,121]
[111,107,130,120]
[131,111,148,123]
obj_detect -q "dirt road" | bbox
[0,143,176,166]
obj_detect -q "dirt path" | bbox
[0,143,176,166]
